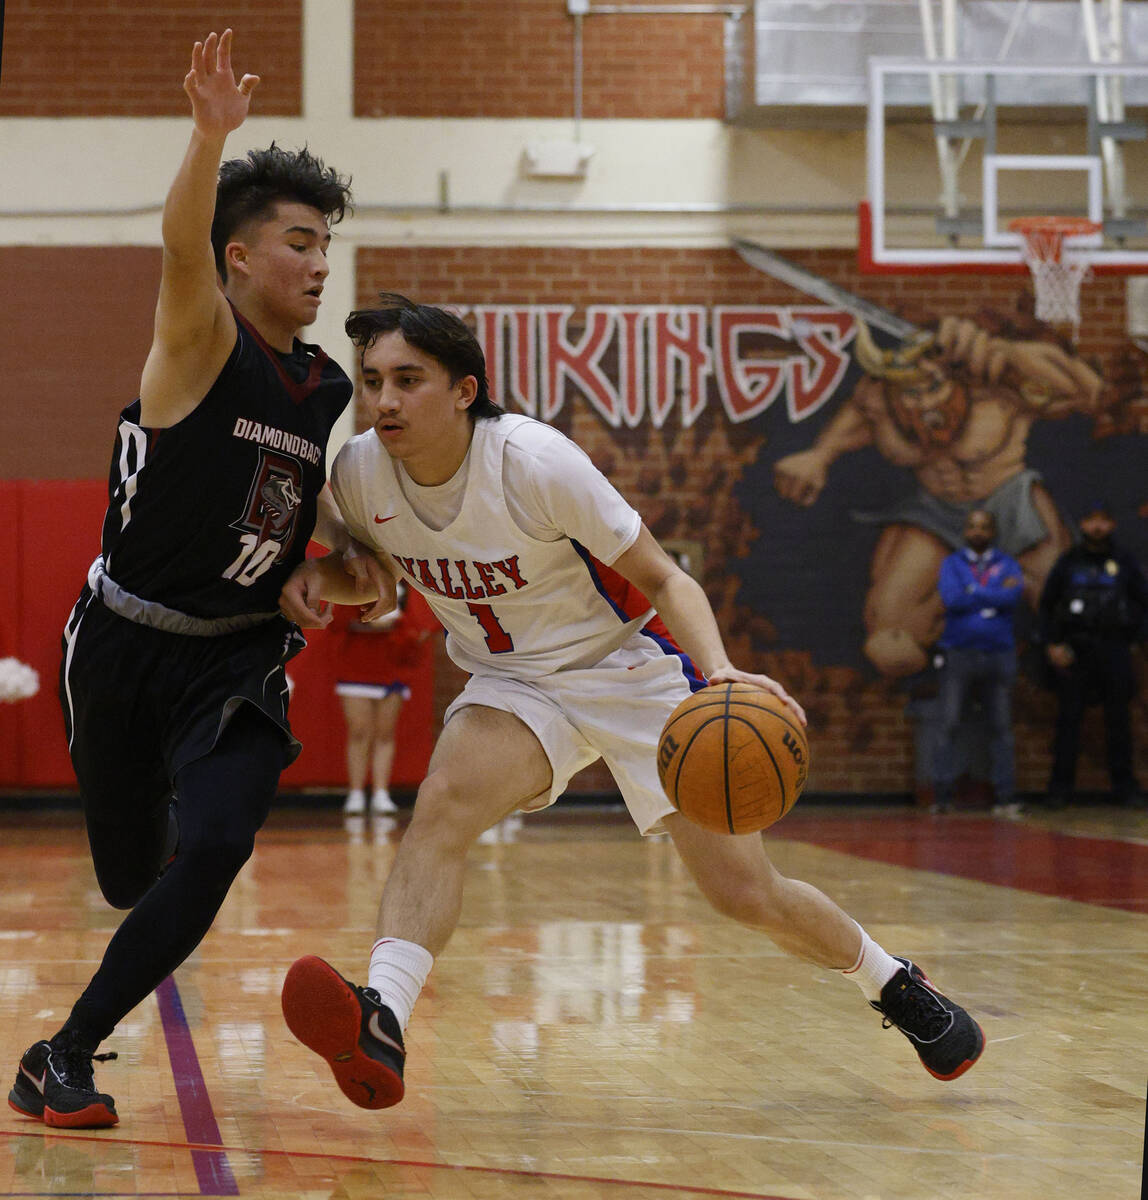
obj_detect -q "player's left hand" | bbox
[183,29,259,137]
[706,665,807,725]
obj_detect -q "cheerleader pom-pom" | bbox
[0,657,40,703]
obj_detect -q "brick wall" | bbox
[3,238,1143,797]
[354,246,1148,800]
[0,1,301,116]
[0,247,160,479]
[353,0,725,119]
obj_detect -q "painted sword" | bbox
[732,238,923,343]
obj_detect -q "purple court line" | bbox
[155,977,238,1198]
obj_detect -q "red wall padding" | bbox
[0,481,434,792]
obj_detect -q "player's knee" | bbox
[180,824,257,882]
[407,771,491,849]
[700,872,774,926]
[95,869,152,910]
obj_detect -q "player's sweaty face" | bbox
[360,331,476,484]
[236,202,331,328]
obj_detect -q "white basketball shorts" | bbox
[443,629,703,835]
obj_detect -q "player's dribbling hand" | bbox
[706,665,807,726]
[279,559,331,629]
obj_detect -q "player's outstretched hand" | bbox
[279,559,331,629]
[184,29,259,137]
[706,665,807,725]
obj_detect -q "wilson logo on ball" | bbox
[781,730,806,764]
[658,733,680,772]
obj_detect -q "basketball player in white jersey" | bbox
[278,294,984,1111]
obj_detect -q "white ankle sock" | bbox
[840,925,901,1002]
[368,938,434,1031]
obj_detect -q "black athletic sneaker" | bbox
[8,1035,118,1128]
[871,957,985,1081]
[281,955,405,1110]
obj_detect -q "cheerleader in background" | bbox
[331,581,438,814]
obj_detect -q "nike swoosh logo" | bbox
[20,1065,46,1095]
[367,1012,405,1057]
[374,514,398,524]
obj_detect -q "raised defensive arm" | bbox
[138,30,259,427]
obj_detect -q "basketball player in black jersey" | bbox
[7,30,387,1130]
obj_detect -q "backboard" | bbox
[863,56,1148,275]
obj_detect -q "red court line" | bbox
[772,813,1148,912]
[0,1130,797,1199]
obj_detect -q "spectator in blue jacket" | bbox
[932,509,1025,815]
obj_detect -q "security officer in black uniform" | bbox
[1038,501,1148,809]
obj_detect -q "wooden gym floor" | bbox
[1,801,1145,1199]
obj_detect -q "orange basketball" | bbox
[656,683,809,834]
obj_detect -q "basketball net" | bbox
[1008,217,1101,337]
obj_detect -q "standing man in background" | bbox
[1038,502,1148,810]
[931,510,1024,816]
[8,31,382,1130]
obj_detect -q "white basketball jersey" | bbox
[332,414,657,679]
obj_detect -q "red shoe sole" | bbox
[45,1103,118,1128]
[8,1095,117,1128]
[922,1021,986,1081]
[282,955,404,1110]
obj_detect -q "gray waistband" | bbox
[87,557,281,637]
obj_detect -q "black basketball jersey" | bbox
[98,310,352,619]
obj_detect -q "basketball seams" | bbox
[668,715,733,813]
[735,717,790,824]
[657,682,808,834]
[722,684,735,835]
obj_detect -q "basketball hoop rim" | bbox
[1007,216,1103,238]
[1008,216,1102,264]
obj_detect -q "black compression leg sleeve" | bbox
[60,706,285,1046]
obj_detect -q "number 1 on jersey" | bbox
[466,602,514,653]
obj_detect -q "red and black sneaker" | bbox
[282,955,405,1110]
[8,1035,118,1128]
[871,957,985,1081]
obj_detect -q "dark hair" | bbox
[345,292,503,421]
[211,143,352,280]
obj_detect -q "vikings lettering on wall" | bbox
[460,304,852,428]
[445,281,1147,802]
